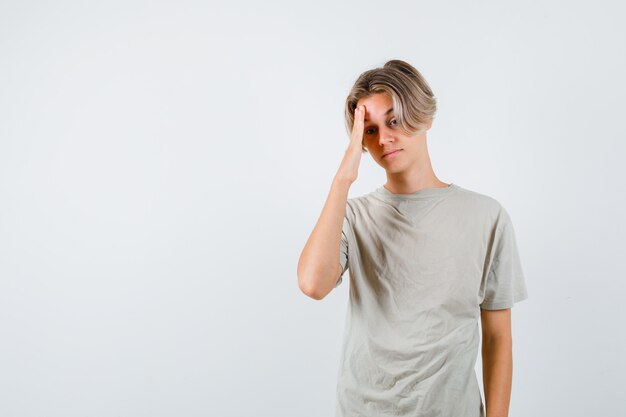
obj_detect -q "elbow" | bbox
[297,254,339,300]
[297,273,327,300]
[297,265,330,301]
[301,285,326,301]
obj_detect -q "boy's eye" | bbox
[365,119,397,135]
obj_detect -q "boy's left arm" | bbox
[480,307,513,417]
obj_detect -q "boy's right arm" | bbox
[297,177,352,300]
[297,104,366,300]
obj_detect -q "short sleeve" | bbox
[335,216,350,288]
[479,206,529,310]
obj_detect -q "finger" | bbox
[352,107,365,141]
[352,106,364,131]
[355,105,364,122]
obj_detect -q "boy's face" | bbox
[357,93,432,175]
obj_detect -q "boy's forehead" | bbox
[358,93,394,121]
[363,106,394,122]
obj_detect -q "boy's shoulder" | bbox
[449,184,504,210]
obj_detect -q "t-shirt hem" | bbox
[480,292,529,310]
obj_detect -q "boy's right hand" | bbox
[335,105,366,184]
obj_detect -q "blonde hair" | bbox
[344,59,437,152]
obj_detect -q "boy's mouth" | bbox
[383,149,402,158]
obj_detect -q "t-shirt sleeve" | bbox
[335,216,350,288]
[479,205,529,310]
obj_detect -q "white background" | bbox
[1,1,625,416]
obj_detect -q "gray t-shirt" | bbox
[334,182,528,417]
